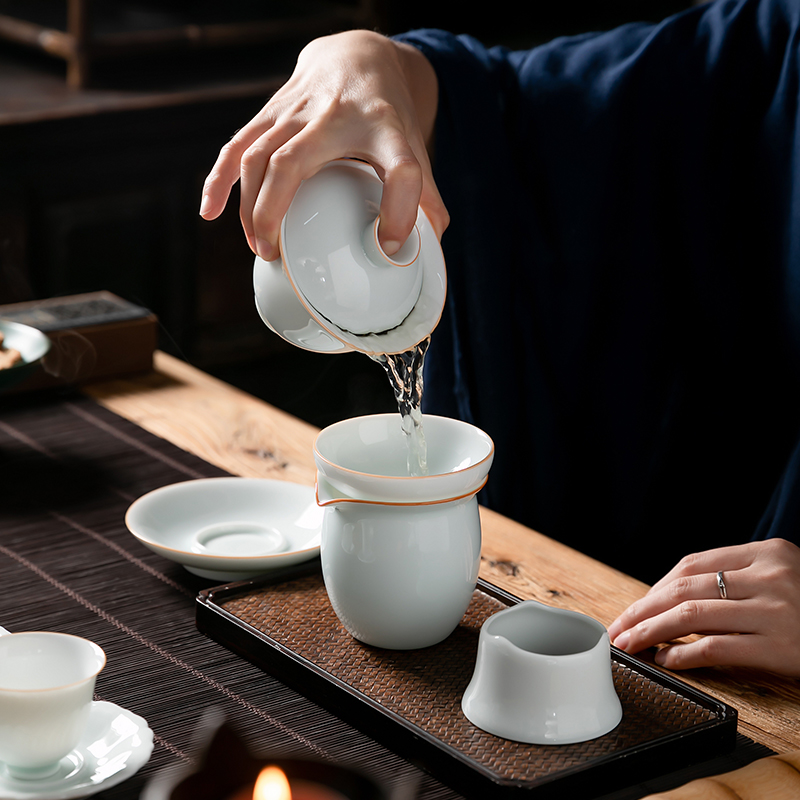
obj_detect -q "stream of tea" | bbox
[372,337,430,477]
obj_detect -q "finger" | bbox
[377,156,450,250]
[201,115,278,221]
[608,572,731,641]
[406,132,448,238]
[419,182,450,240]
[377,156,424,255]
[200,141,243,221]
[239,114,317,258]
[239,140,282,257]
[250,150,309,262]
[614,598,760,655]
[648,543,760,595]
[654,633,766,671]
[247,120,348,260]
[354,113,439,253]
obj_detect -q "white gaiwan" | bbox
[254,159,446,356]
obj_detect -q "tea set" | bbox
[2,160,620,795]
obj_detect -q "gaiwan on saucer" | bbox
[125,478,322,581]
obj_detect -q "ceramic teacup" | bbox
[315,414,494,650]
[0,630,106,779]
[461,601,622,744]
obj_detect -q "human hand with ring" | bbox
[608,539,800,677]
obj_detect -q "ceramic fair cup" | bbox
[461,601,622,744]
[318,476,482,650]
[0,631,106,779]
[315,414,494,650]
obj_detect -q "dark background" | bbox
[0,0,692,427]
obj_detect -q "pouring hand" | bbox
[608,539,800,677]
[199,30,448,262]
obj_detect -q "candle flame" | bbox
[253,766,291,800]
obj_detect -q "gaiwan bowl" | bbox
[125,478,323,581]
[0,319,51,392]
[253,159,447,356]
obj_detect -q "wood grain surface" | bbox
[84,351,800,756]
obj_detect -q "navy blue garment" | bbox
[395,0,800,583]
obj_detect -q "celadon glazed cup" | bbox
[462,601,622,744]
[314,414,494,650]
[0,630,106,778]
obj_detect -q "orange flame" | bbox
[253,766,291,800]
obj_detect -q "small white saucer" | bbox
[0,700,154,799]
[126,478,322,580]
[0,319,51,392]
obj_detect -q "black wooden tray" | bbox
[195,562,737,799]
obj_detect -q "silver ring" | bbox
[716,571,728,599]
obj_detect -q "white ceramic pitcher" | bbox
[314,414,494,650]
[462,601,623,744]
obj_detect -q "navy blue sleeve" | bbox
[395,0,800,583]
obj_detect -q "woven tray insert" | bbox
[219,573,721,785]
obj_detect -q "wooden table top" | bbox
[83,350,800,756]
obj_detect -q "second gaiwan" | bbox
[252,159,446,356]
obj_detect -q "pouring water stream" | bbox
[371,337,430,477]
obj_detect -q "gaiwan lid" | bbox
[280,160,432,337]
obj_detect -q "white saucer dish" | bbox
[0,700,153,800]
[125,478,322,580]
[0,319,51,392]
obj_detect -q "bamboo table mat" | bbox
[0,389,775,799]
